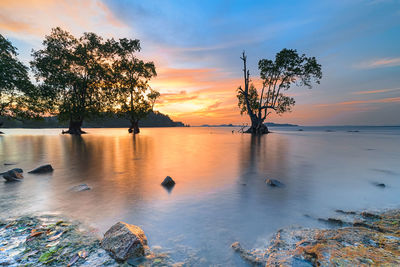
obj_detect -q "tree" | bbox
[0,34,38,131]
[109,38,159,134]
[237,49,322,134]
[31,27,114,135]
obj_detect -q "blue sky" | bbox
[1,0,399,125]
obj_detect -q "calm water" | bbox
[0,127,399,265]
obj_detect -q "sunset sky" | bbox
[1,0,399,126]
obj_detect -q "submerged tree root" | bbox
[232,210,400,266]
[61,129,87,135]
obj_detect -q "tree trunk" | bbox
[240,52,269,135]
[128,120,140,134]
[245,118,269,134]
[62,120,86,135]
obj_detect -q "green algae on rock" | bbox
[0,215,117,266]
[232,209,400,266]
[0,215,174,266]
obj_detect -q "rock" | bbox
[318,217,346,226]
[265,179,284,187]
[2,168,23,182]
[101,222,148,261]
[231,241,241,251]
[335,209,356,215]
[376,183,386,187]
[161,176,175,187]
[361,211,381,219]
[231,241,264,265]
[70,184,91,192]
[234,209,400,266]
[28,164,53,174]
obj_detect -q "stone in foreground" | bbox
[161,176,175,187]
[28,164,54,174]
[101,222,148,261]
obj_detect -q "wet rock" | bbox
[265,178,284,187]
[231,241,240,251]
[231,242,264,265]
[161,176,175,187]
[361,211,381,219]
[101,222,149,261]
[335,209,356,215]
[318,217,346,226]
[28,164,53,174]
[2,168,23,182]
[233,209,400,266]
[0,215,117,266]
[1,168,23,174]
[70,184,91,192]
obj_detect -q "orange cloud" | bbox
[352,88,400,95]
[149,67,246,124]
[0,0,130,40]
[316,97,400,107]
[356,57,400,69]
[151,66,325,125]
[0,13,37,34]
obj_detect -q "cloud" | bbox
[0,0,130,40]
[352,88,400,95]
[355,57,400,69]
[158,91,199,103]
[0,13,37,34]
[148,66,245,124]
[316,96,400,107]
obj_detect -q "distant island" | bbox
[1,111,185,128]
[200,122,299,127]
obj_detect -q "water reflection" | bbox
[0,127,400,265]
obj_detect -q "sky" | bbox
[1,0,399,126]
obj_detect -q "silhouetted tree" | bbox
[109,38,159,134]
[31,27,114,135]
[0,34,39,131]
[237,49,322,134]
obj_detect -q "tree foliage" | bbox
[0,34,38,125]
[108,38,159,133]
[237,49,322,134]
[31,27,159,134]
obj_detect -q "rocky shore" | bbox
[232,209,400,266]
[1,209,399,266]
[0,215,173,266]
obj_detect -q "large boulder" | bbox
[101,222,148,261]
[2,168,23,182]
[28,164,53,174]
